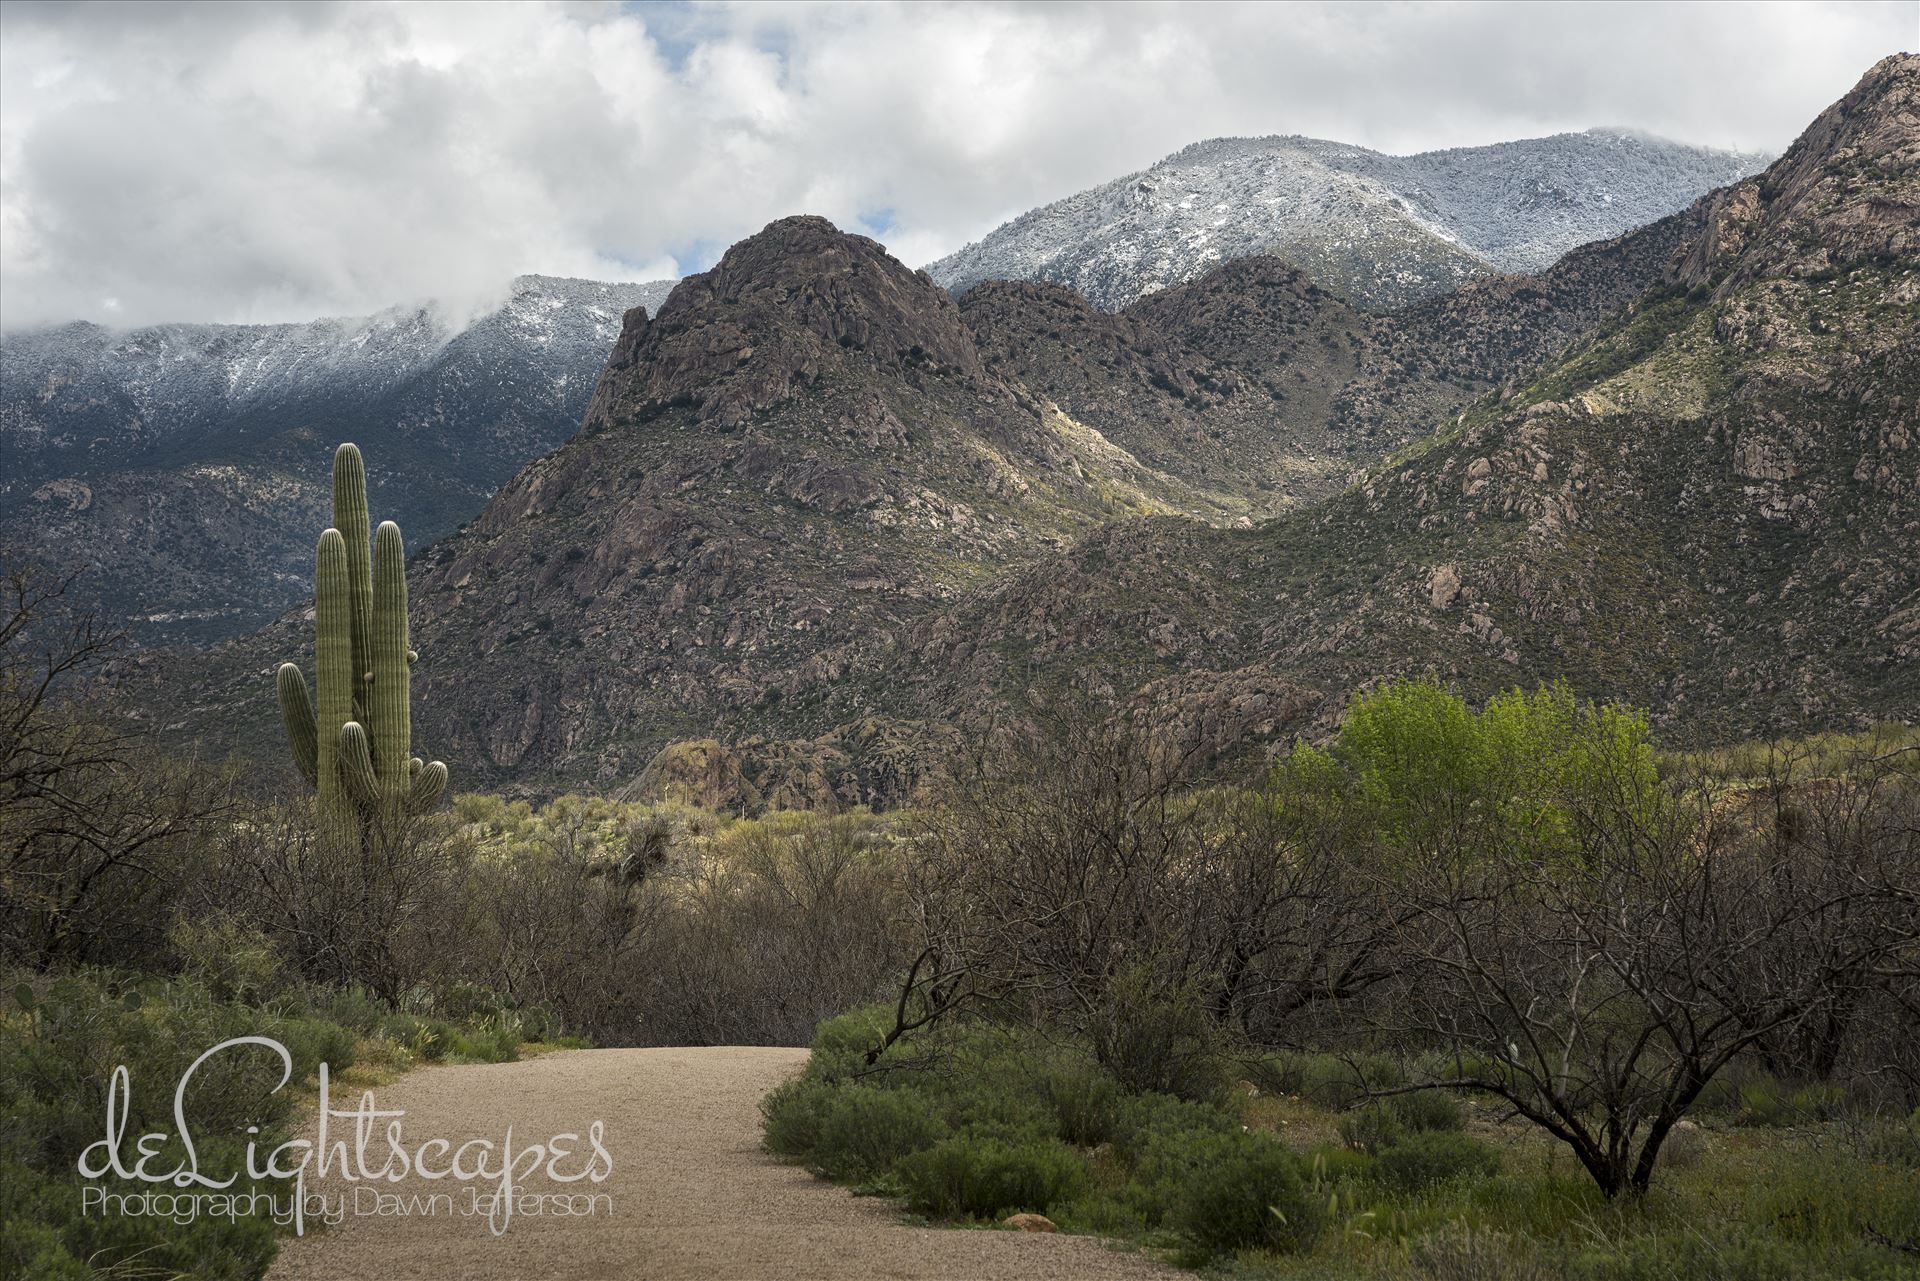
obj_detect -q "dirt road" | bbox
[266,1046,1182,1281]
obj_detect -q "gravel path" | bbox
[266,1046,1182,1281]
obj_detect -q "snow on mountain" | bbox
[0,273,677,644]
[1,274,678,474]
[927,129,1769,311]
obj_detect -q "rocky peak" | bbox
[1677,53,1918,295]
[1127,256,1363,370]
[960,277,1244,411]
[586,215,985,431]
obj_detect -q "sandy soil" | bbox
[266,1046,1182,1281]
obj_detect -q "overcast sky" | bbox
[0,0,1912,330]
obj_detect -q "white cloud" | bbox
[0,0,1910,328]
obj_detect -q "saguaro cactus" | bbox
[277,443,448,839]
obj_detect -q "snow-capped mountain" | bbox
[928,129,1769,311]
[0,274,676,644]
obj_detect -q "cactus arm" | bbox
[314,528,354,806]
[333,444,375,721]
[371,520,412,804]
[407,761,449,813]
[338,722,381,809]
[276,663,318,785]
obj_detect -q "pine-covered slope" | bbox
[929,129,1766,311]
[0,275,675,642]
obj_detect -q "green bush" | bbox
[1031,1058,1124,1146]
[1744,1150,1920,1252]
[1338,1091,1463,1153]
[1737,1076,1848,1127]
[1087,966,1230,1103]
[1338,1101,1402,1154]
[1112,1090,1238,1161]
[1369,1131,1501,1192]
[1864,1108,1920,1168]
[169,914,285,1005]
[0,972,291,1281]
[810,1086,946,1182]
[270,1014,359,1080]
[940,1076,1055,1142]
[1394,1088,1465,1133]
[761,1076,838,1158]
[896,1136,1089,1219]
[1168,1131,1324,1257]
[1411,1223,1555,1281]
[1569,1228,1906,1281]
[1273,1052,1407,1110]
[806,1003,901,1080]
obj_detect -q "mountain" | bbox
[675,53,1916,802]
[154,217,1234,790]
[157,195,1691,799]
[0,274,676,643]
[928,129,1767,311]
[153,56,1914,808]
[882,53,1920,765]
[962,200,1703,515]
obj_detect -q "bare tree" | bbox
[625,813,906,1046]
[897,716,1403,1093]
[1724,741,1920,1086]
[0,559,232,968]
[1379,750,1919,1196]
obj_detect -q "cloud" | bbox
[1,0,1910,328]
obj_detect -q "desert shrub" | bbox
[1393,1088,1465,1132]
[761,1076,838,1158]
[1032,1057,1125,1146]
[802,1002,902,1079]
[808,1086,946,1182]
[1743,1149,1920,1253]
[1086,966,1232,1103]
[169,913,286,1004]
[1368,1131,1501,1192]
[381,1013,460,1062]
[1568,1227,1907,1281]
[1658,1122,1709,1171]
[1267,1051,1407,1110]
[896,1136,1089,1219]
[0,972,294,1280]
[448,1011,525,1063]
[1338,1101,1407,1154]
[1111,1090,1238,1161]
[1244,1050,1307,1097]
[1863,1108,1920,1168]
[270,1014,359,1079]
[1166,1130,1323,1257]
[1737,1076,1848,1127]
[1411,1223,1555,1281]
[940,1075,1055,1142]
[1338,1091,1463,1153]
